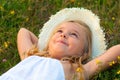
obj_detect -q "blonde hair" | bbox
[27,21,92,80]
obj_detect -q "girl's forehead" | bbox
[57,21,86,31]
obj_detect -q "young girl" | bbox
[0,8,120,80]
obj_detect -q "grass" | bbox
[0,0,120,79]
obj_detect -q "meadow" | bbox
[0,0,120,79]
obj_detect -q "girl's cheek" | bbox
[53,34,59,39]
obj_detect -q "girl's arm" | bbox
[17,28,38,60]
[84,44,120,78]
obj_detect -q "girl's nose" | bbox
[60,33,67,38]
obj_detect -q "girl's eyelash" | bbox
[55,30,79,38]
[70,33,78,37]
[58,30,62,32]
[57,30,62,32]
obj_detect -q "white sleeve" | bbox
[0,56,65,80]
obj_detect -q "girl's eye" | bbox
[69,32,78,38]
[56,30,63,33]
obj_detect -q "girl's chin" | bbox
[54,45,67,50]
[51,55,62,60]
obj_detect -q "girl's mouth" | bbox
[57,40,68,46]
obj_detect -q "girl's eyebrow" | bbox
[55,27,64,32]
[73,30,79,34]
[73,30,81,37]
[57,27,63,29]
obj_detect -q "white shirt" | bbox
[0,56,65,80]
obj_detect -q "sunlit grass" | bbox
[0,0,120,79]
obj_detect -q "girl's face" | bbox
[48,22,87,59]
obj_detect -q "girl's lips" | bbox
[57,40,68,46]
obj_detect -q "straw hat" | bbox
[38,7,107,59]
